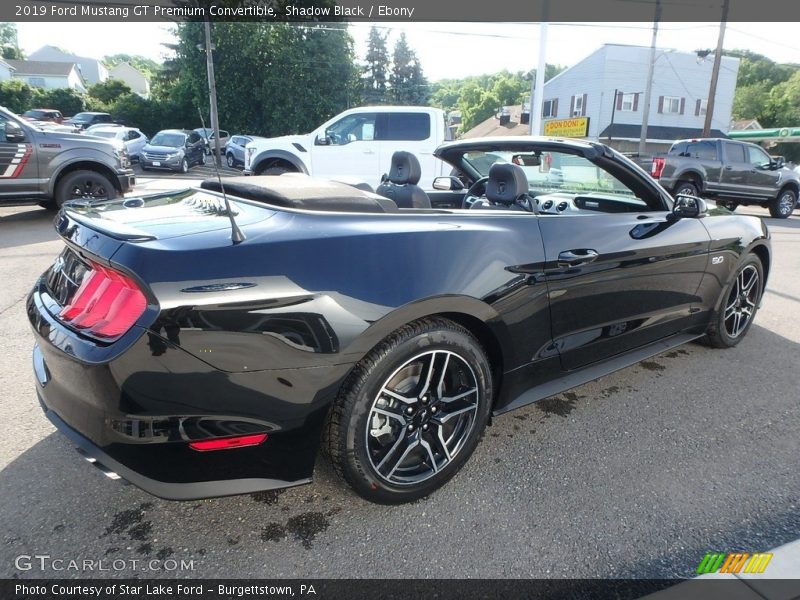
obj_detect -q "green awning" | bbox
[728,128,800,142]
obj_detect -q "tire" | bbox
[179,158,189,174]
[768,189,796,219]
[258,165,292,176]
[717,200,738,212]
[705,254,764,348]
[55,170,118,208]
[326,317,493,504]
[673,181,698,198]
[226,153,235,168]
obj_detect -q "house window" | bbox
[698,99,708,116]
[620,93,635,111]
[573,94,584,116]
[28,77,46,88]
[542,99,557,118]
[663,96,681,114]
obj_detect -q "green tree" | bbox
[38,88,86,116]
[0,80,39,114]
[390,33,428,104]
[102,54,161,81]
[0,23,23,60]
[362,27,389,104]
[88,79,132,105]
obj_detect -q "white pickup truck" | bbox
[243,106,451,189]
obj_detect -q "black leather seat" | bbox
[376,151,431,209]
[471,162,534,212]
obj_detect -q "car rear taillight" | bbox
[58,262,146,340]
[651,157,666,178]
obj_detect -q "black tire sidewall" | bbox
[180,158,188,173]
[342,325,492,504]
[674,181,698,198]
[712,254,764,347]
[770,190,796,218]
[226,154,235,168]
[55,170,118,208]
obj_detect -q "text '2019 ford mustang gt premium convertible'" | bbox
[28,137,770,504]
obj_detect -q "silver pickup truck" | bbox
[0,106,135,209]
[651,137,799,218]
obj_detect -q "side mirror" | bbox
[315,133,329,146]
[432,176,465,191]
[5,122,26,143]
[671,195,707,219]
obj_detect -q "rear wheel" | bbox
[768,189,796,219]
[705,254,764,348]
[55,170,118,208]
[673,181,698,198]
[226,153,235,168]
[326,318,493,504]
[717,199,738,212]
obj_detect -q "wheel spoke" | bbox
[375,428,410,474]
[436,352,450,398]
[415,352,437,398]
[381,387,417,406]
[724,302,737,319]
[419,438,439,473]
[433,403,477,425]
[386,435,420,479]
[432,425,453,462]
[742,271,759,295]
[440,387,477,404]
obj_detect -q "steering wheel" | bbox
[463,176,490,208]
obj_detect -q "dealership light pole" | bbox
[203,20,223,167]
[531,4,549,136]
[639,0,661,156]
[703,0,730,137]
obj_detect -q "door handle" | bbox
[558,249,599,267]
[363,149,375,155]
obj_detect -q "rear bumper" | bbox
[40,397,310,500]
[28,280,347,500]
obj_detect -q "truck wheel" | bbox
[768,189,796,219]
[257,164,293,176]
[673,181,698,198]
[717,200,738,212]
[55,170,118,208]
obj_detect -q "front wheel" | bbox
[769,189,796,219]
[705,254,764,348]
[226,153,235,168]
[326,318,493,504]
[55,170,118,208]
[179,158,189,174]
[673,181,698,198]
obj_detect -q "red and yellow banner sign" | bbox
[543,117,590,138]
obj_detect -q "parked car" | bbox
[22,108,63,124]
[193,127,230,155]
[651,138,800,218]
[29,120,81,134]
[244,106,451,189]
[63,112,114,131]
[0,105,134,209]
[86,126,148,161]
[140,129,206,173]
[224,135,253,168]
[28,136,770,504]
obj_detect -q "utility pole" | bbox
[703,0,729,137]
[531,0,549,136]
[639,0,661,156]
[204,19,222,167]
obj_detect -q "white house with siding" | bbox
[28,45,108,85]
[0,59,13,81]
[6,59,87,93]
[538,44,740,153]
[108,62,150,98]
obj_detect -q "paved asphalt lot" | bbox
[0,173,798,579]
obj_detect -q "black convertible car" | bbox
[28,137,770,504]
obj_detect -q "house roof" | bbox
[598,123,729,141]
[730,118,762,131]
[6,59,77,77]
[462,105,532,139]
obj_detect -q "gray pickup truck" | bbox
[652,137,799,218]
[0,106,135,209]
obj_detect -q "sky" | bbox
[14,21,800,82]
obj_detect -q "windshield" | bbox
[149,132,185,147]
[462,150,638,198]
[70,113,94,122]
[24,110,45,118]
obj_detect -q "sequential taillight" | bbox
[651,157,666,178]
[58,262,147,340]
[189,433,268,452]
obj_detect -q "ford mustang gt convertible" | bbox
[28,137,770,504]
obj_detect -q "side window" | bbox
[188,132,201,144]
[324,113,377,146]
[724,142,746,163]
[747,146,770,167]
[695,141,717,160]
[219,131,229,138]
[101,114,112,123]
[380,113,431,141]
[669,142,687,157]
[127,130,141,140]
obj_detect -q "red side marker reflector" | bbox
[189,433,268,452]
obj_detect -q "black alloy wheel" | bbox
[326,318,492,504]
[55,170,118,208]
[706,254,764,348]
